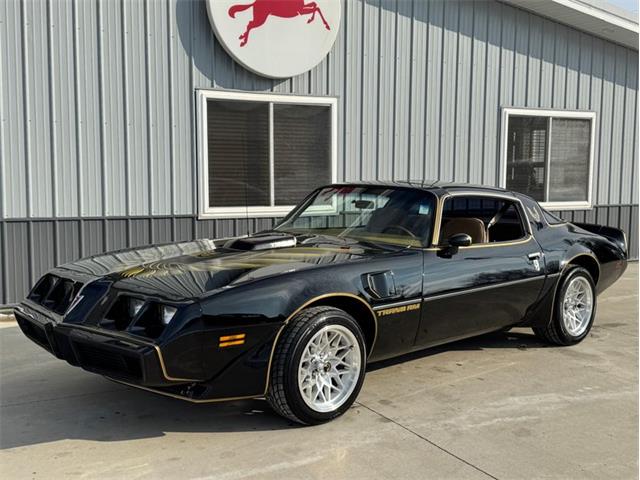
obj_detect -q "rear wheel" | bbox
[266,306,366,425]
[533,267,596,346]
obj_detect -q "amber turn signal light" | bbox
[219,333,246,348]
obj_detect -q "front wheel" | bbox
[533,266,596,346]
[267,306,366,425]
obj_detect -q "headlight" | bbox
[161,306,177,325]
[129,298,145,317]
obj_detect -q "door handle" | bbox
[527,252,542,272]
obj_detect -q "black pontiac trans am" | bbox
[16,183,628,424]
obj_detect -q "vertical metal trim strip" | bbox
[630,53,638,204]
[96,0,107,218]
[20,0,32,218]
[27,220,34,293]
[545,116,552,201]
[466,0,476,183]
[167,0,176,221]
[609,48,623,205]
[189,1,198,239]
[451,0,460,180]
[46,0,57,219]
[496,4,505,185]
[53,219,59,267]
[391,0,399,181]
[406,0,416,182]
[143,0,153,218]
[71,0,83,220]
[0,221,7,304]
[269,102,275,206]
[121,0,131,219]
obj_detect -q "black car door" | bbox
[414,193,546,347]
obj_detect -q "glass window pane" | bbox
[548,118,591,202]
[505,116,548,201]
[440,195,525,244]
[207,100,270,207]
[273,104,332,206]
[277,186,436,247]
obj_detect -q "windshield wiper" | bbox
[345,237,408,252]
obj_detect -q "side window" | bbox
[439,196,527,245]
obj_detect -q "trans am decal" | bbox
[376,302,421,317]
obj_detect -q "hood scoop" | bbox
[224,233,297,251]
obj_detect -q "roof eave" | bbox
[501,0,639,50]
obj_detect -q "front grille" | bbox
[15,313,53,353]
[28,274,83,315]
[73,342,143,381]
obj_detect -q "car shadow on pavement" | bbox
[367,329,548,372]
[1,329,545,450]
[0,374,296,450]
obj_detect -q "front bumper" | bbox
[15,304,179,387]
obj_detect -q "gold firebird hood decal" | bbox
[117,246,359,279]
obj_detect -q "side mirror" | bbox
[439,233,472,258]
[447,233,472,247]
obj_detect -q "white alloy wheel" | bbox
[297,325,361,413]
[561,276,594,336]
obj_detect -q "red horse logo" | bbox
[228,0,331,47]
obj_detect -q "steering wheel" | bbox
[382,225,417,239]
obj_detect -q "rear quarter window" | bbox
[514,194,546,231]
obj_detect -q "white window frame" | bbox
[197,89,338,219]
[499,107,596,211]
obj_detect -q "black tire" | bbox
[533,266,597,346]
[266,306,367,425]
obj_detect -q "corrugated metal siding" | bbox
[0,0,638,304]
[1,0,637,218]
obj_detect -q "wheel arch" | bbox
[564,253,600,286]
[524,251,600,329]
[286,293,377,358]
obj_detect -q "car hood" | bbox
[51,235,381,301]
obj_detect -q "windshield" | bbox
[275,186,437,247]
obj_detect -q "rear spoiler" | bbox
[573,222,627,255]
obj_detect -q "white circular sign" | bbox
[206,0,342,79]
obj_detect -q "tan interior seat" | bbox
[440,217,487,244]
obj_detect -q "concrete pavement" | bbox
[1,264,637,479]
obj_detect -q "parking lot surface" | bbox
[1,264,637,479]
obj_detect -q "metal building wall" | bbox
[1,0,638,304]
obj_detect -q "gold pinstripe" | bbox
[107,377,258,403]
